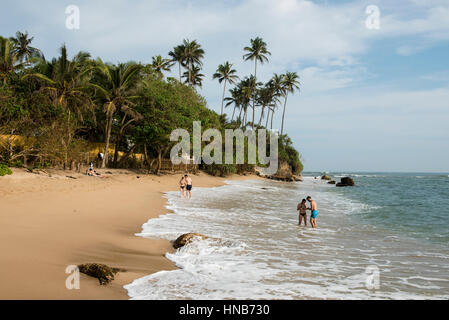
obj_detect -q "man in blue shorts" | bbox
[306,196,319,228]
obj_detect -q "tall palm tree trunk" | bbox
[102,112,113,168]
[251,60,257,129]
[238,106,243,124]
[231,106,236,122]
[281,94,289,135]
[271,109,274,130]
[188,62,192,85]
[258,104,265,126]
[265,108,270,128]
[178,63,182,82]
[221,80,227,116]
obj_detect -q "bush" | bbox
[0,164,13,176]
[203,163,237,177]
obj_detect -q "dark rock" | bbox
[173,233,208,249]
[321,175,332,181]
[328,180,336,185]
[78,263,125,285]
[336,177,355,187]
[341,177,355,186]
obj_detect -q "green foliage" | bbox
[0,31,304,175]
[278,135,304,175]
[203,163,237,177]
[0,164,12,176]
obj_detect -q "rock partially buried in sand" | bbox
[78,263,125,285]
[173,233,208,249]
[336,177,355,187]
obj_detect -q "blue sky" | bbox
[2,0,449,172]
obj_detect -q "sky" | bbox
[1,0,448,172]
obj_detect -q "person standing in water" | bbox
[306,196,319,228]
[185,174,193,199]
[179,176,186,198]
[297,199,307,226]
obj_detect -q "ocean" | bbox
[124,173,449,300]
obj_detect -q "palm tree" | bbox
[23,44,94,122]
[182,39,205,86]
[168,45,186,81]
[182,65,204,88]
[151,55,173,77]
[265,73,285,130]
[213,62,239,116]
[243,37,271,128]
[236,77,254,127]
[0,37,25,86]
[280,71,300,135]
[22,45,95,168]
[257,83,279,127]
[92,60,143,168]
[224,87,242,123]
[9,31,42,63]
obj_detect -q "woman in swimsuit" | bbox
[179,176,186,197]
[297,199,307,226]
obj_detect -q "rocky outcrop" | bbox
[173,233,208,249]
[266,161,294,182]
[328,180,336,185]
[78,263,125,285]
[336,177,355,187]
[321,175,331,181]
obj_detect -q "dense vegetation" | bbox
[0,31,303,176]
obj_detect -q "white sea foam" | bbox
[124,178,449,300]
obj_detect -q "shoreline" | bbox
[0,168,261,300]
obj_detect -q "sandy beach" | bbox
[0,168,259,300]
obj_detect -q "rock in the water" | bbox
[78,263,124,285]
[321,175,331,181]
[173,233,208,249]
[328,180,336,185]
[336,177,355,187]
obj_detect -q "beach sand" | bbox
[0,168,259,300]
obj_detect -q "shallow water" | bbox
[124,174,449,300]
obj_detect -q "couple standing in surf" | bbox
[297,196,319,228]
[179,175,193,198]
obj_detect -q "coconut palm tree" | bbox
[236,77,255,127]
[182,65,204,88]
[280,71,300,135]
[243,37,271,128]
[182,39,205,86]
[92,60,143,168]
[257,83,279,127]
[22,45,95,168]
[151,55,173,77]
[0,37,26,86]
[22,44,94,122]
[168,45,186,82]
[9,31,42,63]
[224,87,243,123]
[265,73,285,130]
[213,62,239,116]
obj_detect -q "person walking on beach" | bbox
[185,174,193,199]
[306,196,319,228]
[297,199,307,226]
[179,176,186,198]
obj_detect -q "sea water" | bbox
[124,173,449,300]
